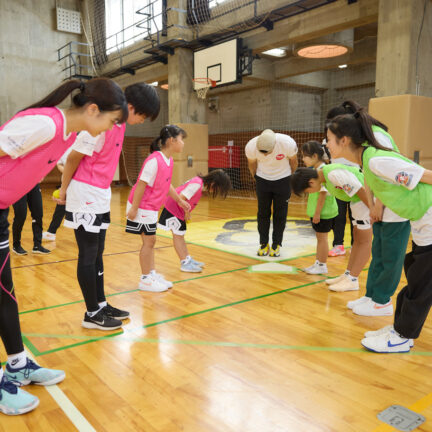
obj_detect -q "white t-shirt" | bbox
[0,110,70,158]
[245,133,297,181]
[65,132,111,214]
[127,151,172,224]
[327,169,363,198]
[181,183,201,200]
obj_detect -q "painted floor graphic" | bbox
[159,216,351,262]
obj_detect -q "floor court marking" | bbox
[372,391,432,432]
[18,250,321,316]
[25,350,96,432]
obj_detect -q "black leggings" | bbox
[12,184,44,248]
[47,204,66,234]
[0,208,24,356]
[74,227,106,312]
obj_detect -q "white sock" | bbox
[150,270,157,276]
[98,301,107,308]
[7,351,27,369]
[0,368,3,381]
[141,273,150,280]
[350,276,358,282]
[317,260,326,266]
[344,270,350,276]
[87,306,103,317]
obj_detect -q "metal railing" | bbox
[57,41,93,80]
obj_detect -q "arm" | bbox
[420,169,432,185]
[365,182,384,223]
[57,163,65,174]
[355,187,370,208]
[289,155,298,173]
[58,150,85,203]
[169,184,191,217]
[127,181,147,221]
[312,191,327,224]
[247,158,257,177]
[0,149,7,157]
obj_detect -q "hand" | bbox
[127,206,138,221]
[57,188,67,205]
[178,198,191,213]
[312,214,320,224]
[184,210,191,221]
[370,202,384,223]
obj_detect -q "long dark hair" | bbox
[150,125,187,153]
[326,100,388,131]
[326,109,390,151]
[125,83,160,121]
[291,167,319,197]
[199,169,231,199]
[302,140,331,163]
[23,78,128,123]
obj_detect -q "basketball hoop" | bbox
[193,78,216,99]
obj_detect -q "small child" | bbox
[300,141,338,275]
[291,163,372,292]
[126,125,190,292]
[158,169,231,272]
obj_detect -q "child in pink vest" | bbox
[59,83,160,331]
[159,169,231,272]
[126,125,190,292]
[0,78,127,415]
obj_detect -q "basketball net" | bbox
[193,78,216,99]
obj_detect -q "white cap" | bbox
[257,129,276,153]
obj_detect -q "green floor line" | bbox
[19,266,250,315]
[22,335,41,357]
[25,278,328,356]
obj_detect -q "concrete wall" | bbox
[0,0,81,123]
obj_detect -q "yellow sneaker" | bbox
[269,245,280,257]
[257,244,269,256]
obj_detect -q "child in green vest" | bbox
[291,163,372,292]
[300,141,338,275]
[326,109,432,353]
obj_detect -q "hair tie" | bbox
[354,111,360,119]
[79,82,85,92]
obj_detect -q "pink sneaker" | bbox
[328,245,346,257]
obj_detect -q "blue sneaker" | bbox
[181,260,203,273]
[190,257,204,267]
[5,359,65,386]
[0,376,39,415]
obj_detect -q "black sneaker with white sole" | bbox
[32,245,51,254]
[13,245,28,255]
[82,309,123,331]
[103,303,130,320]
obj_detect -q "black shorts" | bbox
[158,208,187,235]
[310,217,334,233]
[125,219,157,235]
[64,211,110,233]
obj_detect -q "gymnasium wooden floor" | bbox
[1,186,431,432]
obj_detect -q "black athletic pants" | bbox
[0,208,25,356]
[255,175,291,248]
[47,204,66,234]
[74,227,106,312]
[332,198,354,247]
[394,242,432,339]
[12,184,43,248]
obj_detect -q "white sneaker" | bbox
[361,329,411,353]
[138,275,168,292]
[325,274,347,285]
[42,232,56,241]
[328,278,359,292]
[364,325,393,338]
[303,263,328,275]
[153,272,173,289]
[353,300,393,316]
[364,325,414,347]
[347,296,371,310]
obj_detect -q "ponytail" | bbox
[151,124,187,153]
[22,78,128,123]
[326,109,390,151]
[200,169,232,199]
[302,140,331,163]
